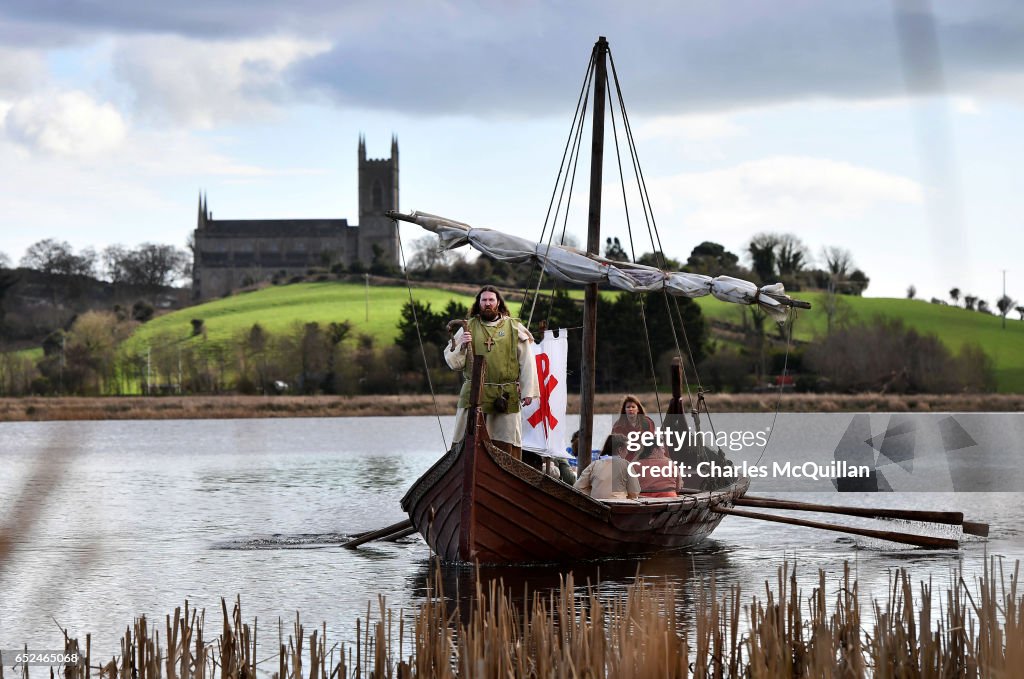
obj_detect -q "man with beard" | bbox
[444,285,539,459]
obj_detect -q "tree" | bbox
[821,246,855,335]
[747,233,780,284]
[821,246,853,280]
[636,251,682,270]
[845,269,869,296]
[997,294,1016,327]
[21,239,96,277]
[405,235,460,273]
[369,243,395,276]
[103,243,189,287]
[0,269,19,338]
[1016,305,1024,320]
[977,299,991,314]
[906,285,916,300]
[603,237,629,262]
[0,252,10,269]
[395,299,469,370]
[686,241,741,277]
[949,287,961,306]
[964,295,977,311]
[775,234,809,277]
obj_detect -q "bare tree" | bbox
[821,246,855,335]
[0,251,10,269]
[906,285,916,300]
[949,287,960,306]
[775,234,810,276]
[822,246,853,279]
[405,235,462,272]
[102,243,189,287]
[20,239,96,277]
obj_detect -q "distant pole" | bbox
[365,273,370,322]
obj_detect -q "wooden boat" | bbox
[393,37,804,564]
[401,358,749,563]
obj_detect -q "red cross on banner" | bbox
[528,353,559,432]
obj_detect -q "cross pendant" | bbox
[485,337,495,352]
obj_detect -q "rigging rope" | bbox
[605,68,664,424]
[752,307,797,468]
[523,48,596,329]
[608,48,696,416]
[396,226,449,452]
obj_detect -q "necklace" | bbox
[479,318,505,352]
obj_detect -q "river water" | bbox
[1,414,1022,659]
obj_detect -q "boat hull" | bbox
[401,412,747,564]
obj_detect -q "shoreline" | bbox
[2,392,1022,422]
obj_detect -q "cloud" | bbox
[3,2,1024,118]
[112,35,331,127]
[0,47,47,96]
[3,90,126,155]
[650,156,923,237]
[635,114,745,142]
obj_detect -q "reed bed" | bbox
[13,558,1023,678]
[3,392,1023,422]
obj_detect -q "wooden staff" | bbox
[737,496,988,537]
[713,506,959,550]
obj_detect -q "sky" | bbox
[0,0,1021,304]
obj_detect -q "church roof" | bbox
[201,218,351,237]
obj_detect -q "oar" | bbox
[342,519,414,549]
[737,496,989,537]
[713,506,959,550]
[380,525,418,542]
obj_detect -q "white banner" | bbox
[521,329,570,459]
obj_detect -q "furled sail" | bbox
[389,210,810,320]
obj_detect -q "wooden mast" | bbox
[578,36,608,472]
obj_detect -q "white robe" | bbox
[443,316,539,446]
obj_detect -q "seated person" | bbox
[573,434,640,500]
[633,445,679,498]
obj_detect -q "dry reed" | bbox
[14,557,1022,678]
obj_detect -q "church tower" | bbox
[357,135,399,267]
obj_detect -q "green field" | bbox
[122,282,1023,392]
[695,292,1024,393]
[124,281,477,355]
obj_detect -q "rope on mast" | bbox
[396,225,449,452]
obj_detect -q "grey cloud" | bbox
[3,1,1024,116]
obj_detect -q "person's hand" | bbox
[461,331,472,346]
[522,397,533,406]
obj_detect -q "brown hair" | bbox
[603,433,628,457]
[614,394,649,430]
[618,394,647,416]
[470,285,511,318]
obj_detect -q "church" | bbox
[191,136,399,300]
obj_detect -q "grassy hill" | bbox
[694,292,1024,392]
[124,282,1023,392]
[124,281,477,355]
